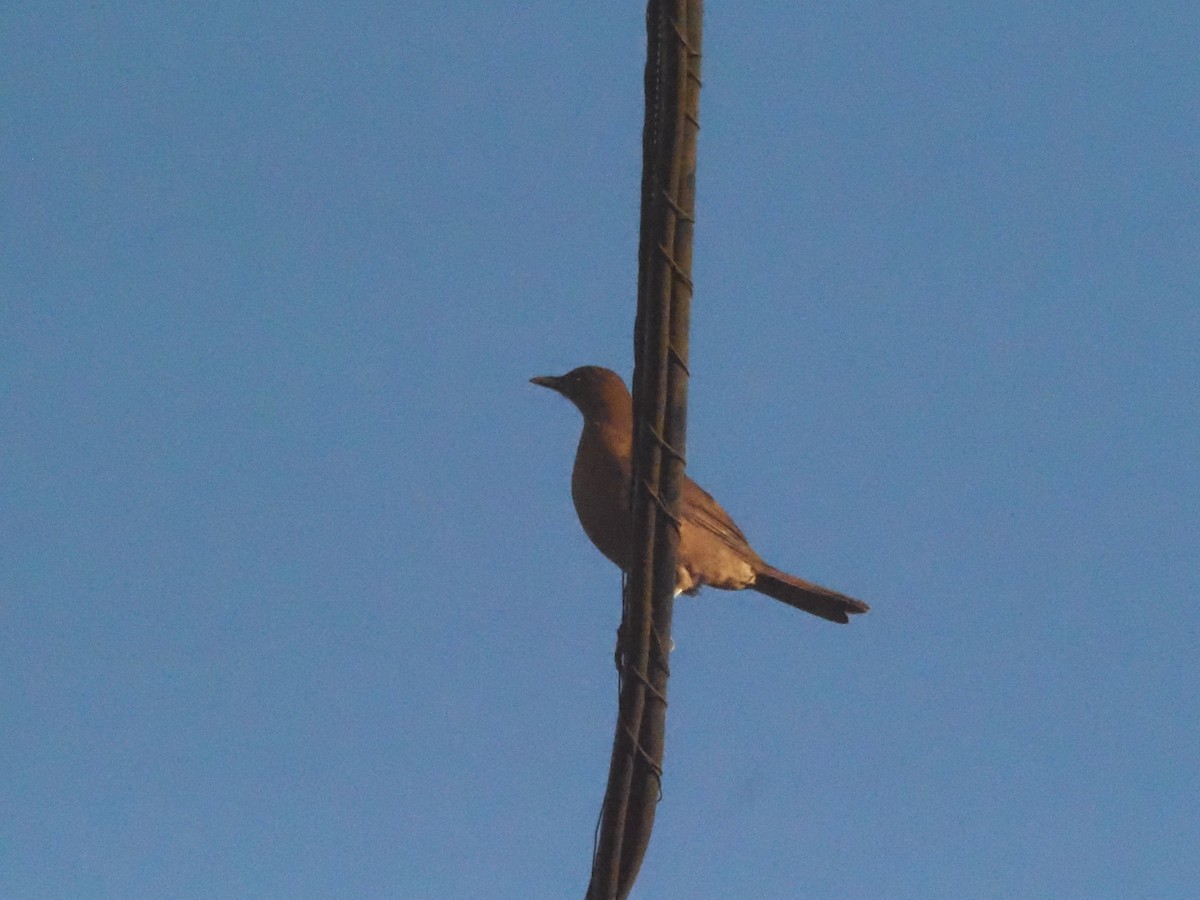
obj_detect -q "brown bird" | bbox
[531,366,869,624]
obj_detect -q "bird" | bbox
[530,365,869,624]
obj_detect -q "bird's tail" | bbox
[752,564,870,624]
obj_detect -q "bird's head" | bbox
[530,365,632,424]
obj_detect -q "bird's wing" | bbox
[681,476,754,555]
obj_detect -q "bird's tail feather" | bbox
[752,565,870,624]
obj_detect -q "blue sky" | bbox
[4,3,1197,897]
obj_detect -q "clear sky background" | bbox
[4,3,1197,898]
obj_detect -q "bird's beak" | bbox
[530,374,562,392]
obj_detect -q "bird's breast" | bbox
[570,424,633,570]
